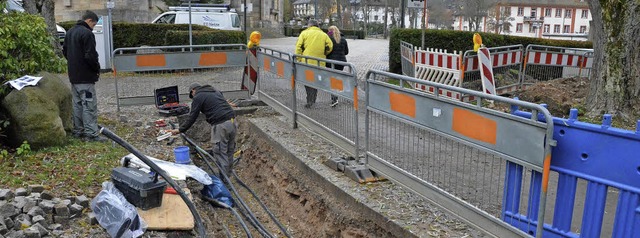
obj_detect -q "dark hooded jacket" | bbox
[63,21,100,84]
[179,85,235,133]
[326,33,348,70]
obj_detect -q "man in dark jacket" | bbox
[170,83,237,173]
[63,11,103,142]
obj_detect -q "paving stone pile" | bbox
[0,186,96,238]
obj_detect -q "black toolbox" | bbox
[154,86,189,116]
[111,167,167,210]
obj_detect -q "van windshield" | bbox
[231,14,240,28]
[156,13,176,24]
[5,0,25,12]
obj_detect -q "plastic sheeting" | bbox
[121,153,213,185]
[91,182,147,238]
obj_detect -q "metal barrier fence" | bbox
[508,107,640,237]
[293,55,360,157]
[400,41,415,78]
[462,45,524,94]
[364,69,555,237]
[522,45,594,85]
[112,44,249,110]
[255,47,295,122]
[254,47,360,157]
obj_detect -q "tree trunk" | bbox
[586,0,640,119]
[23,0,63,57]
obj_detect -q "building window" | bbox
[545,8,552,17]
[463,26,468,31]
[529,25,537,33]
[543,24,550,33]
[516,23,523,32]
[565,9,572,18]
[531,9,537,18]
[554,25,560,33]
[374,15,378,21]
[581,9,589,18]
[517,7,524,16]
[504,24,511,32]
[503,7,511,16]
[555,8,562,18]
[563,25,571,33]
[580,26,587,33]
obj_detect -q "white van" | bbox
[152,4,241,31]
[3,0,66,44]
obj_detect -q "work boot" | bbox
[83,135,108,143]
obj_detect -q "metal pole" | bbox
[421,0,426,49]
[244,0,248,41]
[188,0,192,46]
[400,0,406,28]
[314,0,318,20]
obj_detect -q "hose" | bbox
[202,195,252,238]
[181,134,275,238]
[232,169,293,238]
[99,126,207,238]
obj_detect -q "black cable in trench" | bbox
[98,126,207,238]
[232,169,293,238]
[181,134,275,238]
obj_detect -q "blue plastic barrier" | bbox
[506,103,640,237]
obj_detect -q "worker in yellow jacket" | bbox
[295,19,333,108]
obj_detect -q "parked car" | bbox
[3,0,66,45]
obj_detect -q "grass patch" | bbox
[0,117,134,197]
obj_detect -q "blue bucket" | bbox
[174,146,191,164]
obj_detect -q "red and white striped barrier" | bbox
[465,50,522,71]
[242,47,258,95]
[413,47,464,100]
[477,47,496,95]
[525,51,590,68]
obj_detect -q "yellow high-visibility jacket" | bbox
[295,26,333,67]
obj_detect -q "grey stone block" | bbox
[21,199,36,215]
[68,204,83,218]
[47,224,62,231]
[26,207,44,218]
[0,190,14,201]
[87,213,98,225]
[64,196,75,204]
[21,227,38,238]
[74,196,89,209]
[13,214,30,230]
[14,189,26,197]
[25,194,39,201]
[5,230,24,238]
[38,191,53,202]
[53,204,69,217]
[10,201,25,215]
[3,217,13,230]
[50,230,64,237]
[0,204,18,219]
[0,224,7,235]
[52,216,68,227]
[30,216,45,227]
[50,198,60,205]
[60,200,71,208]
[36,201,54,215]
[27,186,43,194]
[30,223,47,237]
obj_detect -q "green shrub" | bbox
[0,12,66,95]
[389,29,593,74]
[164,30,245,45]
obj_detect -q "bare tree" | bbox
[22,0,61,57]
[453,0,495,32]
[486,7,513,34]
[586,0,640,119]
[428,0,454,29]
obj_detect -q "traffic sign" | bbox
[408,0,425,8]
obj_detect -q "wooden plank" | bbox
[138,189,194,230]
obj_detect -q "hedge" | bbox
[58,21,243,48]
[164,30,245,45]
[389,29,593,74]
[283,26,365,39]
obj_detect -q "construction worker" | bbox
[170,83,236,173]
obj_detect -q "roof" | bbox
[496,0,589,7]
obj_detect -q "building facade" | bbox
[452,0,591,41]
[54,0,167,23]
